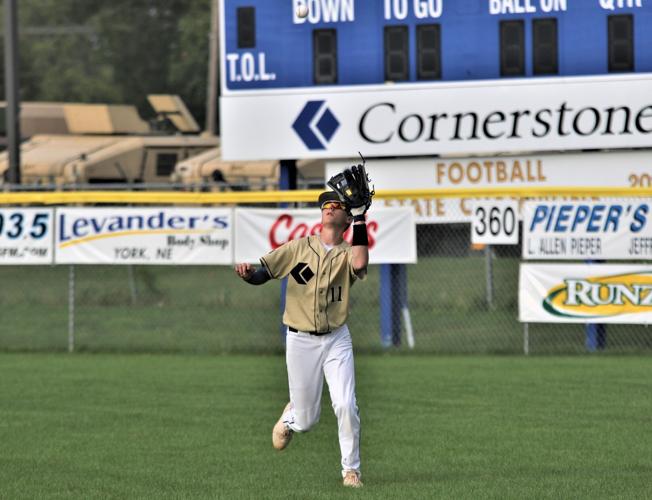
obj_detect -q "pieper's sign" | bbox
[221,75,652,160]
[522,199,652,260]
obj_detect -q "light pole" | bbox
[205,0,220,136]
[3,0,21,184]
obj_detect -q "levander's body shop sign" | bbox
[55,208,233,264]
[520,264,652,324]
[523,199,652,260]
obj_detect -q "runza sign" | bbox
[520,264,652,324]
[234,207,416,264]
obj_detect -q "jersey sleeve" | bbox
[260,240,298,279]
[347,246,367,282]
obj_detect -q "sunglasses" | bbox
[321,201,346,210]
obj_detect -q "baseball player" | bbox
[234,163,373,488]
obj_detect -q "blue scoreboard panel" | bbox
[221,0,652,93]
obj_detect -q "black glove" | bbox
[327,154,375,216]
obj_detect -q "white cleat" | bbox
[342,470,363,488]
[272,402,293,451]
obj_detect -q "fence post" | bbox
[585,323,606,352]
[278,160,297,343]
[523,322,529,355]
[380,265,392,347]
[68,265,75,353]
[127,265,138,305]
[485,244,494,309]
[380,264,406,348]
[585,260,606,352]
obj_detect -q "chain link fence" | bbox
[2,196,652,355]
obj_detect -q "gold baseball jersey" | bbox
[260,235,364,333]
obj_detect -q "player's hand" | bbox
[350,205,367,217]
[234,263,255,281]
[327,158,374,217]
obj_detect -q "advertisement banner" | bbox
[234,207,416,264]
[471,200,519,245]
[522,199,652,260]
[0,208,54,265]
[221,75,652,161]
[328,150,652,223]
[520,263,652,324]
[55,208,233,265]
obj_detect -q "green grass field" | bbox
[2,260,652,354]
[1,354,650,499]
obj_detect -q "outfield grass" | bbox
[0,354,650,499]
[2,260,652,354]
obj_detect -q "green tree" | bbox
[1,0,211,127]
[168,0,211,127]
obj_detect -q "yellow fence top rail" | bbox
[2,187,652,205]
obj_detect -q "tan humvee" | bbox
[0,102,70,152]
[0,95,219,185]
[173,148,325,190]
[4,133,218,185]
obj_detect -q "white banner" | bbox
[234,207,416,264]
[520,263,652,324]
[0,208,54,265]
[55,208,233,265]
[222,75,652,161]
[522,199,652,260]
[327,150,652,223]
[471,200,519,245]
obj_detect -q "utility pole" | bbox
[4,0,21,184]
[205,0,220,136]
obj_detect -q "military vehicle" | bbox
[0,101,70,145]
[172,148,325,190]
[0,95,219,186]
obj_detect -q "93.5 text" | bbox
[0,212,50,240]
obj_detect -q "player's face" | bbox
[321,201,350,227]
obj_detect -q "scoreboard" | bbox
[219,0,652,160]
[221,0,652,93]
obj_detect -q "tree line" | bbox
[0,0,211,129]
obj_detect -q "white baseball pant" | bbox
[281,323,361,474]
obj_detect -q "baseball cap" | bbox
[318,191,342,207]
[318,191,351,214]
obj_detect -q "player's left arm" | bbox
[330,155,374,278]
[351,217,369,278]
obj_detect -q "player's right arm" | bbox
[234,263,271,285]
[236,239,297,284]
[259,239,298,279]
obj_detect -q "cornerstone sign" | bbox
[221,75,652,161]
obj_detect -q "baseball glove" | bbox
[327,154,375,216]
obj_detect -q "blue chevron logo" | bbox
[292,100,340,150]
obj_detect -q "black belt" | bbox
[288,326,331,336]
